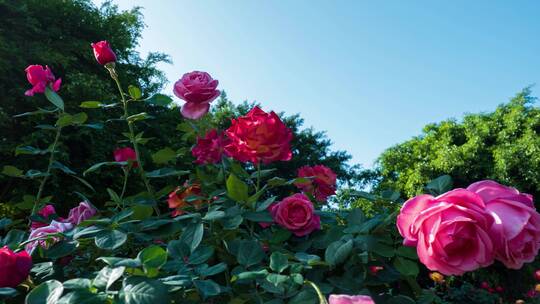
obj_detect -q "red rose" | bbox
[270,193,320,237]
[173,71,220,120]
[91,41,117,65]
[296,165,337,201]
[224,106,293,164]
[24,65,61,96]
[191,129,229,165]
[0,246,32,288]
[168,183,205,217]
[114,147,138,168]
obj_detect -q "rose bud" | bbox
[91,40,117,65]
[369,266,383,275]
[480,281,490,289]
[114,147,138,168]
[535,269,540,281]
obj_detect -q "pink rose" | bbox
[67,201,97,225]
[24,65,62,96]
[26,220,73,255]
[31,204,63,230]
[329,295,375,304]
[0,246,32,288]
[191,129,229,165]
[397,189,494,275]
[91,40,117,65]
[468,180,540,269]
[173,71,220,119]
[114,147,138,168]
[296,165,337,202]
[270,193,320,237]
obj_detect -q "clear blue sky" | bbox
[94,0,540,167]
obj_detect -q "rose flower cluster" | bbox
[398,180,540,275]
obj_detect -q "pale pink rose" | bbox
[329,294,375,304]
[468,180,540,269]
[26,220,73,254]
[397,189,494,275]
[66,202,97,225]
[173,71,220,119]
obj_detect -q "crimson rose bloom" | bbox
[468,180,540,269]
[24,65,62,96]
[0,246,32,288]
[114,147,138,168]
[224,106,293,164]
[296,165,337,201]
[270,193,320,237]
[91,40,117,65]
[173,71,220,119]
[397,189,495,275]
[192,129,229,164]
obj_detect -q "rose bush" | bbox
[0,39,538,304]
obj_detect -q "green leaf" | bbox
[393,256,419,277]
[387,295,416,304]
[120,277,170,304]
[270,252,288,273]
[97,257,141,268]
[179,222,204,252]
[15,146,49,156]
[79,101,103,108]
[226,174,249,202]
[396,246,418,260]
[92,266,125,290]
[371,242,395,258]
[425,175,453,196]
[138,245,167,276]
[56,113,73,127]
[13,107,57,118]
[83,161,126,176]
[266,273,288,286]
[167,240,191,259]
[188,246,214,265]
[51,161,76,175]
[145,168,189,178]
[193,280,222,299]
[236,240,265,267]
[196,262,227,277]
[43,241,77,259]
[243,210,273,222]
[146,94,173,106]
[151,148,176,165]
[62,278,92,290]
[2,165,23,177]
[0,287,18,299]
[128,85,142,100]
[57,290,106,304]
[73,226,104,240]
[25,280,64,304]
[202,210,226,221]
[126,112,151,122]
[44,87,64,110]
[94,230,127,250]
[71,112,88,125]
[325,239,353,266]
[346,208,365,226]
[256,196,276,212]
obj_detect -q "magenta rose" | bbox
[296,165,337,202]
[24,65,62,96]
[114,147,138,168]
[270,193,320,237]
[31,204,64,230]
[67,201,97,225]
[0,246,32,288]
[329,295,375,304]
[173,71,220,119]
[191,129,229,165]
[91,40,117,65]
[468,180,540,269]
[397,189,494,275]
[26,220,73,255]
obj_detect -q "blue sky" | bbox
[94,0,540,167]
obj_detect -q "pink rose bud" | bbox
[91,40,117,65]
[535,270,540,281]
[328,294,375,304]
[114,147,138,168]
[0,246,32,288]
[66,201,97,225]
[24,65,61,96]
[527,289,537,298]
[480,281,490,289]
[173,71,220,119]
[468,180,540,269]
[368,266,383,275]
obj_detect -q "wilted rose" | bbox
[173,71,220,119]
[168,183,205,216]
[224,106,293,164]
[24,65,61,96]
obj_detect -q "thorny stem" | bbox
[33,124,63,214]
[106,64,160,215]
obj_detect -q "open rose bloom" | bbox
[329,294,375,304]
[0,246,32,288]
[191,129,229,164]
[269,193,321,236]
[468,180,540,269]
[174,71,220,119]
[397,189,495,275]
[296,165,337,202]
[24,65,61,96]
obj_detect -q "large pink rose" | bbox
[66,201,97,225]
[173,71,220,119]
[270,193,320,237]
[191,129,229,165]
[329,295,375,304]
[468,180,540,269]
[295,165,337,202]
[26,220,73,255]
[0,246,32,288]
[24,65,61,96]
[397,189,494,275]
